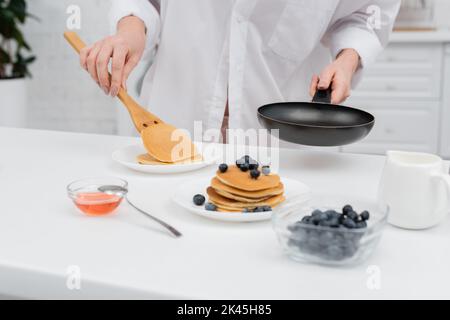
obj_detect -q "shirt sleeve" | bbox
[322,0,401,87]
[109,0,161,54]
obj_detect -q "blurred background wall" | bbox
[24,0,115,134]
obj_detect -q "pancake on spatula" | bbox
[141,124,199,163]
[207,187,285,209]
[211,177,284,199]
[216,165,280,191]
[137,153,202,165]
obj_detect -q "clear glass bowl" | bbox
[272,195,389,266]
[67,177,128,216]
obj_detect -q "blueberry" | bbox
[218,163,228,173]
[249,163,259,171]
[262,205,272,212]
[288,221,307,234]
[294,228,309,241]
[347,210,359,221]
[319,230,335,242]
[240,163,250,172]
[319,212,329,221]
[253,206,265,212]
[288,238,306,250]
[319,220,332,227]
[360,210,370,221]
[248,159,259,170]
[262,166,271,175]
[324,210,337,219]
[342,218,357,229]
[193,194,206,206]
[205,203,217,211]
[312,213,327,225]
[326,245,344,261]
[301,215,312,224]
[250,169,261,179]
[288,238,301,248]
[236,159,244,168]
[343,205,353,215]
[341,240,358,258]
[343,229,358,241]
[355,221,367,229]
[334,227,346,242]
[311,209,323,217]
[312,215,322,225]
[329,218,340,228]
[306,237,322,252]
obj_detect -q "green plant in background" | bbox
[0,0,36,79]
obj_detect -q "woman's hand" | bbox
[309,48,360,104]
[80,16,146,97]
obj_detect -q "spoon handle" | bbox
[126,197,182,238]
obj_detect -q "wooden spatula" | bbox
[64,31,197,163]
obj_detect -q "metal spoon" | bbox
[98,185,182,238]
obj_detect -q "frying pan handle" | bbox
[312,88,332,104]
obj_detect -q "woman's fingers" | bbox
[318,66,335,90]
[80,46,92,71]
[81,25,146,96]
[110,45,128,97]
[330,77,350,104]
[83,37,133,96]
[121,57,139,92]
[96,43,114,94]
[309,75,319,98]
[86,42,102,84]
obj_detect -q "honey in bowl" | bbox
[67,177,128,216]
[74,192,123,216]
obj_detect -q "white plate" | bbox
[172,177,311,222]
[112,144,219,174]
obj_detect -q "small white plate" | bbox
[172,177,311,222]
[112,144,220,174]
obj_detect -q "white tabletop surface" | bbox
[0,127,449,300]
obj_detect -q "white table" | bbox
[0,127,449,299]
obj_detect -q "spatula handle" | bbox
[63,31,163,132]
[64,31,87,54]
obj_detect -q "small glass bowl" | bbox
[272,195,389,266]
[67,177,128,216]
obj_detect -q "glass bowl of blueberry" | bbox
[272,195,389,266]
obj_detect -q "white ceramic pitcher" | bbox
[378,151,450,229]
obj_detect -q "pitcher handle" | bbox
[433,173,450,200]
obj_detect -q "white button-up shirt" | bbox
[110,0,400,134]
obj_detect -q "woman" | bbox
[81,0,400,139]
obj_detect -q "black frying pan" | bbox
[257,89,375,147]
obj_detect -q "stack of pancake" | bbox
[207,165,285,212]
